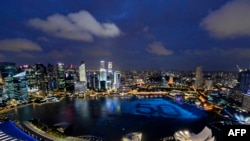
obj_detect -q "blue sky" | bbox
[0,0,250,71]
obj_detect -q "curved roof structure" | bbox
[0,121,36,141]
[174,126,215,141]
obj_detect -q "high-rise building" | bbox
[13,71,28,100]
[107,62,113,90]
[99,60,107,90]
[0,62,17,79]
[194,66,204,89]
[113,71,121,90]
[65,64,77,93]
[238,68,250,94]
[35,63,47,94]
[87,71,99,90]
[56,62,65,91]
[47,63,56,91]
[79,61,87,82]
[0,62,17,101]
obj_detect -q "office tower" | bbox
[87,71,99,90]
[194,66,204,89]
[13,71,28,100]
[56,62,65,91]
[79,61,87,82]
[239,68,250,111]
[47,63,56,90]
[238,68,250,94]
[99,60,107,90]
[65,64,76,93]
[107,62,113,90]
[35,63,47,94]
[75,61,87,94]
[0,62,17,100]
[0,62,17,79]
[100,60,105,70]
[113,71,121,90]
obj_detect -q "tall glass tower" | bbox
[79,61,87,82]
[56,63,65,91]
[107,62,113,90]
[99,60,107,90]
[238,69,250,94]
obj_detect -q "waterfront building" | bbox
[0,62,17,78]
[87,71,99,90]
[65,64,77,93]
[47,63,57,91]
[12,71,28,100]
[76,61,87,94]
[35,63,48,94]
[106,61,113,90]
[56,63,65,91]
[99,60,107,90]
[0,62,17,101]
[20,65,36,91]
[74,82,86,94]
[79,61,87,82]
[113,71,121,90]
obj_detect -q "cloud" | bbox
[0,38,43,52]
[87,49,112,57]
[28,10,121,42]
[146,42,173,56]
[0,53,5,60]
[37,37,49,42]
[200,0,250,38]
[184,47,250,58]
[46,49,73,59]
[16,53,36,59]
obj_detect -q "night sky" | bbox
[1,0,250,71]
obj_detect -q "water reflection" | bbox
[2,96,209,141]
[102,97,121,116]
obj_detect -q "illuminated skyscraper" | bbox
[195,66,204,89]
[56,62,65,91]
[13,71,28,100]
[238,68,250,94]
[79,61,87,82]
[113,71,121,90]
[107,62,113,90]
[0,62,17,100]
[99,60,107,90]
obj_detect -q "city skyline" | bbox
[1,0,250,71]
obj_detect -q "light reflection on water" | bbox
[3,96,209,141]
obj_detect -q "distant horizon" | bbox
[1,0,250,71]
[1,61,242,72]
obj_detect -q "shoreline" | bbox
[0,98,64,115]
